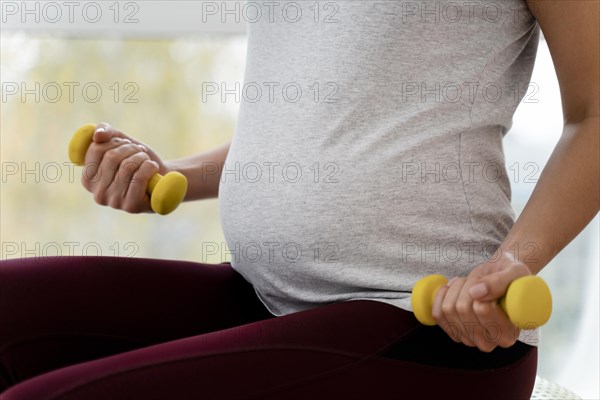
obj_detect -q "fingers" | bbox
[432,279,461,343]
[456,275,518,351]
[433,273,520,352]
[121,159,159,213]
[88,152,156,214]
[82,137,132,179]
[106,151,151,205]
[472,300,520,349]
[80,143,156,213]
[93,123,147,151]
[439,278,477,348]
[93,123,117,143]
[468,261,531,302]
[96,143,148,192]
[82,142,144,194]
[77,123,162,213]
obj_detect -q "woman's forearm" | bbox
[164,141,231,201]
[497,116,599,274]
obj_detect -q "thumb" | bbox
[468,262,531,302]
[93,123,132,144]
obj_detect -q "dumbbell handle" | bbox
[68,124,188,215]
[411,274,552,328]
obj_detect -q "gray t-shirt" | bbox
[219,0,541,345]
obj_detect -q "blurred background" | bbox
[1,1,598,398]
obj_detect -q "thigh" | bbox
[0,256,272,387]
[2,299,419,400]
[1,299,537,400]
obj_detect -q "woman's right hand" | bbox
[81,123,168,214]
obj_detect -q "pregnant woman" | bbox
[1,1,598,399]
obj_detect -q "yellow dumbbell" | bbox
[68,123,188,215]
[411,274,552,328]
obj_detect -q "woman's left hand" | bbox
[431,250,532,352]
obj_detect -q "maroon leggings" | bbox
[0,257,537,399]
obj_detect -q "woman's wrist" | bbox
[161,160,178,176]
[159,143,231,202]
[494,238,545,275]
